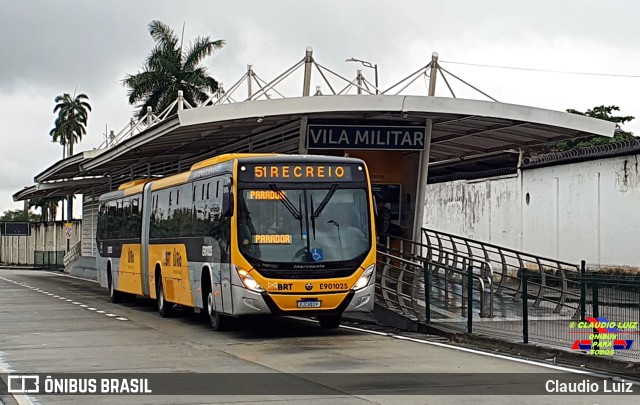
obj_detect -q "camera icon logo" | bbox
[7,375,40,393]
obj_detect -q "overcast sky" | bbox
[2,0,640,216]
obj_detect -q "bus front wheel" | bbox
[318,314,341,329]
[206,291,232,331]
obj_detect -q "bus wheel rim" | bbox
[207,293,213,316]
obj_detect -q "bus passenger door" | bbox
[220,178,233,315]
[140,182,153,297]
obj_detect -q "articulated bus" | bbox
[96,153,376,330]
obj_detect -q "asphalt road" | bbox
[0,268,637,405]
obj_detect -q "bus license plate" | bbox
[297,300,321,308]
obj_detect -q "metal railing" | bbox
[98,49,496,151]
[521,269,640,360]
[63,241,82,267]
[422,228,581,315]
[34,251,65,270]
[376,234,494,330]
[412,228,639,361]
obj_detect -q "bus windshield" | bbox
[237,187,371,264]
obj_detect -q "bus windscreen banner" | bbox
[240,164,363,182]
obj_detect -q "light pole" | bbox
[345,57,378,94]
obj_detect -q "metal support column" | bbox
[356,70,363,95]
[412,118,433,242]
[302,47,313,97]
[410,52,438,243]
[298,116,309,154]
[428,52,438,96]
[247,65,254,100]
[178,90,184,110]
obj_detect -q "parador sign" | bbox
[307,125,426,151]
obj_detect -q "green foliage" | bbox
[49,92,92,156]
[0,209,40,222]
[554,105,635,151]
[28,197,63,222]
[123,20,226,120]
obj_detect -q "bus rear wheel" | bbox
[108,272,123,303]
[157,279,172,318]
[318,314,341,329]
[206,291,232,331]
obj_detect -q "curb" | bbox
[416,323,640,378]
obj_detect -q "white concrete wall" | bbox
[0,221,82,265]
[424,174,521,249]
[423,154,640,269]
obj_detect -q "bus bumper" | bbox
[230,283,375,316]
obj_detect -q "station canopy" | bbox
[14,94,615,201]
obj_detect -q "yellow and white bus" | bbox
[96,153,376,330]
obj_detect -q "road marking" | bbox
[0,276,128,322]
[0,352,35,405]
[45,271,99,284]
[289,316,636,379]
[339,323,640,381]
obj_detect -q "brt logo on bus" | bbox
[267,281,293,291]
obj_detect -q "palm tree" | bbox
[123,20,225,120]
[49,92,92,157]
[28,197,64,222]
[49,92,90,220]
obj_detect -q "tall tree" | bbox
[0,209,39,222]
[123,20,225,120]
[49,92,92,157]
[49,92,90,220]
[564,105,635,148]
[28,197,64,222]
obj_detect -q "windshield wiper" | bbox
[310,195,316,239]
[269,184,302,220]
[311,184,338,220]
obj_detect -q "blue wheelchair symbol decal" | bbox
[311,248,323,261]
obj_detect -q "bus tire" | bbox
[206,291,232,331]
[157,278,172,318]
[318,314,341,329]
[108,271,123,304]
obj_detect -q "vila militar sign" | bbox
[307,125,426,151]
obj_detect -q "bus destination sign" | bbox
[241,164,361,182]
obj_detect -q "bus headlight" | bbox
[236,267,264,292]
[352,264,375,291]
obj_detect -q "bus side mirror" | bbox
[222,191,234,217]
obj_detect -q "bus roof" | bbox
[190,153,278,171]
[117,178,152,190]
[103,154,370,196]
